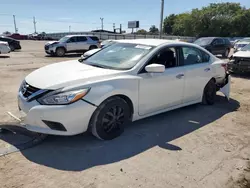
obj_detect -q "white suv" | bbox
[44,35,100,57]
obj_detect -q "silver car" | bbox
[44,35,100,57]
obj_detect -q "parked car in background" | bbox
[194,37,232,57]
[82,40,116,58]
[0,36,21,51]
[0,41,11,54]
[18,39,230,140]
[233,38,250,52]
[44,35,100,57]
[8,33,28,40]
[228,44,250,73]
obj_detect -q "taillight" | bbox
[221,63,228,72]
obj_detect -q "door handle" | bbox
[176,74,184,79]
[204,68,211,72]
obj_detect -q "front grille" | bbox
[234,57,250,64]
[21,81,40,98]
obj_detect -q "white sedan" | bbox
[18,39,230,140]
[0,41,10,54]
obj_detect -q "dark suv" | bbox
[0,36,21,51]
[194,37,232,58]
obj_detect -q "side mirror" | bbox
[145,64,165,73]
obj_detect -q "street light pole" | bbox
[13,15,18,33]
[159,0,164,39]
[100,17,104,30]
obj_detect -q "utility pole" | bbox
[69,25,71,32]
[33,16,37,34]
[159,0,164,39]
[100,17,104,30]
[120,24,122,34]
[113,23,115,32]
[13,15,18,33]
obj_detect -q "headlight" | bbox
[38,88,90,105]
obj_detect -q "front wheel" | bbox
[56,47,66,57]
[90,97,131,140]
[202,79,216,105]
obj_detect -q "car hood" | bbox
[25,60,121,90]
[45,41,59,45]
[235,42,250,45]
[233,51,250,58]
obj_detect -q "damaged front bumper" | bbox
[228,57,250,73]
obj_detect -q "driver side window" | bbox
[67,37,77,43]
[147,47,177,69]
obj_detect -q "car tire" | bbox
[202,79,216,105]
[56,47,66,57]
[9,45,15,51]
[222,49,230,58]
[89,45,97,50]
[90,96,131,140]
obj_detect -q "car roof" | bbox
[115,39,188,47]
[65,35,99,38]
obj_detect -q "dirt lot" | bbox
[0,40,250,188]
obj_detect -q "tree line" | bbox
[136,3,250,37]
[163,2,250,37]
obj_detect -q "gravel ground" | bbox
[0,40,250,188]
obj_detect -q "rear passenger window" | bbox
[181,47,210,66]
[77,36,87,42]
[90,36,99,41]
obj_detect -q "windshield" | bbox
[241,44,250,51]
[59,36,70,43]
[194,38,213,46]
[83,43,154,70]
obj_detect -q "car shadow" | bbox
[0,55,10,58]
[1,96,240,171]
[230,72,250,80]
[45,53,84,58]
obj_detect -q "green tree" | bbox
[136,29,147,34]
[162,2,250,37]
[149,25,159,34]
[163,14,177,34]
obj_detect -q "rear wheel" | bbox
[56,47,66,57]
[90,97,131,140]
[89,45,97,50]
[9,45,15,51]
[202,79,216,105]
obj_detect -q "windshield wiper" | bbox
[89,64,107,69]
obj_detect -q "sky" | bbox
[0,0,250,34]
